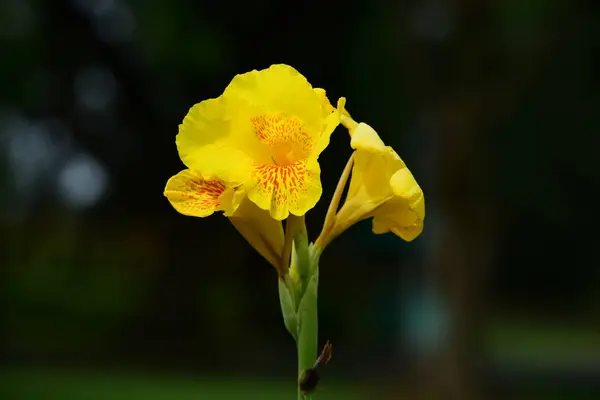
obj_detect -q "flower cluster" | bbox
[164,64,424,278]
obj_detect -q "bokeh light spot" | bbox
[56,152,109,210]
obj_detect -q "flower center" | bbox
[251,114,312,166]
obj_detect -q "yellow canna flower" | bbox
[164,169,286,275]
[176,64,345,221]
[317,119,425,248]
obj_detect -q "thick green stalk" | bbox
[278,215,322,399]
[296,245,321,400]
[297,276,317,399]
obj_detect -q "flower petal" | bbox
[177,97,228,156]
[314,88,335,115]
[176,95,270,182]
[164,169,234,217]
[223,64,323,134]
[373,215,424,242]
[350,122,387,152]
[182,144,254,185]
[314,97,346,156]
[228,193,285,270]
[390,168,425,220]
[247,158,322,220]
[347,146,402,202]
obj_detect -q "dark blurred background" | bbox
[1,0,599,399]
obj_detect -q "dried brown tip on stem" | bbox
[314,340,332,368]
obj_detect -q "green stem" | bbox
[297,281,317,399]
[296,245,321,399]
[278,215,322,399]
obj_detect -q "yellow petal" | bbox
[177,97,227,155]
[182,144,254,184]
[350,122,386,152]
[314,88,335,114]
[390,168,425,221]
[411,192,426,221]
[228,194,285,270]
[314,97,346,156]
[347,146,403,202]
[390,168,422,202]
[247,157,322,220]
[373,215,424,242]
[223,64,322,134]
[220,183,246,218]
[313,90,345,155]
[176,95,265,183]
[372,194,419,225]
[163,169,235,217]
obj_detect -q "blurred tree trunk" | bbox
[392,0,545,397]
[428,95,495,400]
[395,0,552,396]
[411,3,497,398]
